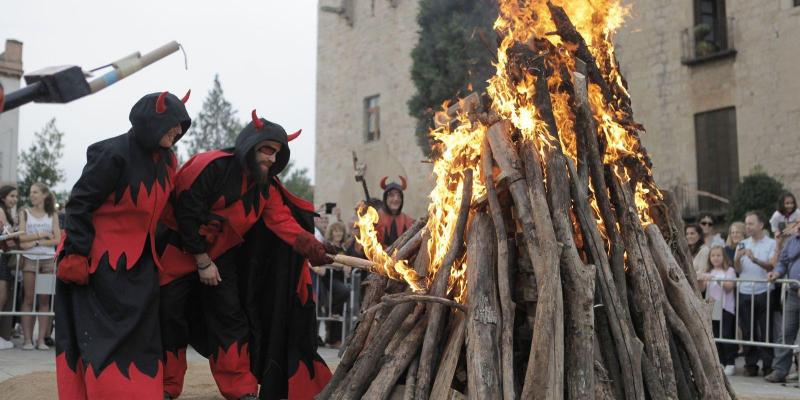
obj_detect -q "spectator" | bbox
[686,224,710,279]
[765,223,800,383]
[320,221,350,348]
[769,192,799,238]
[0,185,18,350]
[724,221,746,264]
[698,212,725,247]
[735,211,776,377]
[697,245,737,376]
[17,183,60,351]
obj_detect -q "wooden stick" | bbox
[338,302,417,400]
[532,58,595,398]
[609,174,678,397]
[488,120,564,400]
[465,212,502,399]
[363,294,466,316]
[571,66,629,309]
[429,312,467,400]
[404,355,420,400]
[662,299,709,397]
[566,159,645,400]
[363,313,428,400]
[646,225,733,399]
[481,136,516,400]
[415,169,474,400]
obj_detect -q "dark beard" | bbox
[247,153,271,185]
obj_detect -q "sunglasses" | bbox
[699,221,713,226]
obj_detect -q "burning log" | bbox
[481,137,516,400]
[323,2,735,399]
[415,168,473,399]
[464,213,502,399]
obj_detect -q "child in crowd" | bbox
[698,245,738,376]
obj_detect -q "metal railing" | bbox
[702,276,800,351]
[0,250,57,318]
[314,265,362,344]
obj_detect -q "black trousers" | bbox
[737,291,774,370]
[160,248,258,399]
[712,310,737,366]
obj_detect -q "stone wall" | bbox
[315,0,432,222]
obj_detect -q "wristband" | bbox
[197,262,212,270]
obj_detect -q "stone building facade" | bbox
[315,0,432,221]
[616,0,800,215]
[0,39,23,185]
[315,0,800,220]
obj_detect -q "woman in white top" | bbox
[17,183,60,350]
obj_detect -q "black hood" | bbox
[234,116,291,177]
[129,92,191,151]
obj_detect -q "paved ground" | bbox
[0,338,796,399]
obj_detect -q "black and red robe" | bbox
[159,118,330,400]
[55,91,190,399]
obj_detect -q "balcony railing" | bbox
[681,17,737,65]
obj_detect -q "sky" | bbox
[0,0,319,192]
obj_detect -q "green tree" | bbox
[18,118,65,202]
[408,0,497,156]
[279,161,314,203]
[727,166,785,226]
[183,74,242,156]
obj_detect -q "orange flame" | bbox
[356,0,663,300]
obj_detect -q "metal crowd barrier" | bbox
[0,250,57,319]
[702,276,800,351]
[314,265,362,344]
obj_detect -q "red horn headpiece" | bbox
[399,176,407,190]
[287,129,302,142]
[181,89,191,104]
[251,109,265,129]
[380,177,389,190]
[155,91,168,114]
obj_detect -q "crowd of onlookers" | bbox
[687,192,800,383]
[0,183,62,351]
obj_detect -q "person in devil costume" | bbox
[375,176,415,246]
[54,90,191,399]
[158,110,333,400]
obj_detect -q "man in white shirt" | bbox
[735,211,777,376]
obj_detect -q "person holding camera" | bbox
[735,211,777,377]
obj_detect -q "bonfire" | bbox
[320,1,734,399]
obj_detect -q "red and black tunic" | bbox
[160,116,330,400]
[55,91,190,400]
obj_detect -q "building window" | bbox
[364,95,380,142]
[694,0,728,55]
[694,107,739,213]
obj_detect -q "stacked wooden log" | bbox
[318,2,735,399]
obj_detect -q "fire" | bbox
[355,206,426,292]
[356,0,663,299]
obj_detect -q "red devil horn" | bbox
[155,91,168,114]
[287,129,302,142]
[380,177,388,190]
[181,89,191,104]
[251,109,264,129]
[399,176,407,190]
